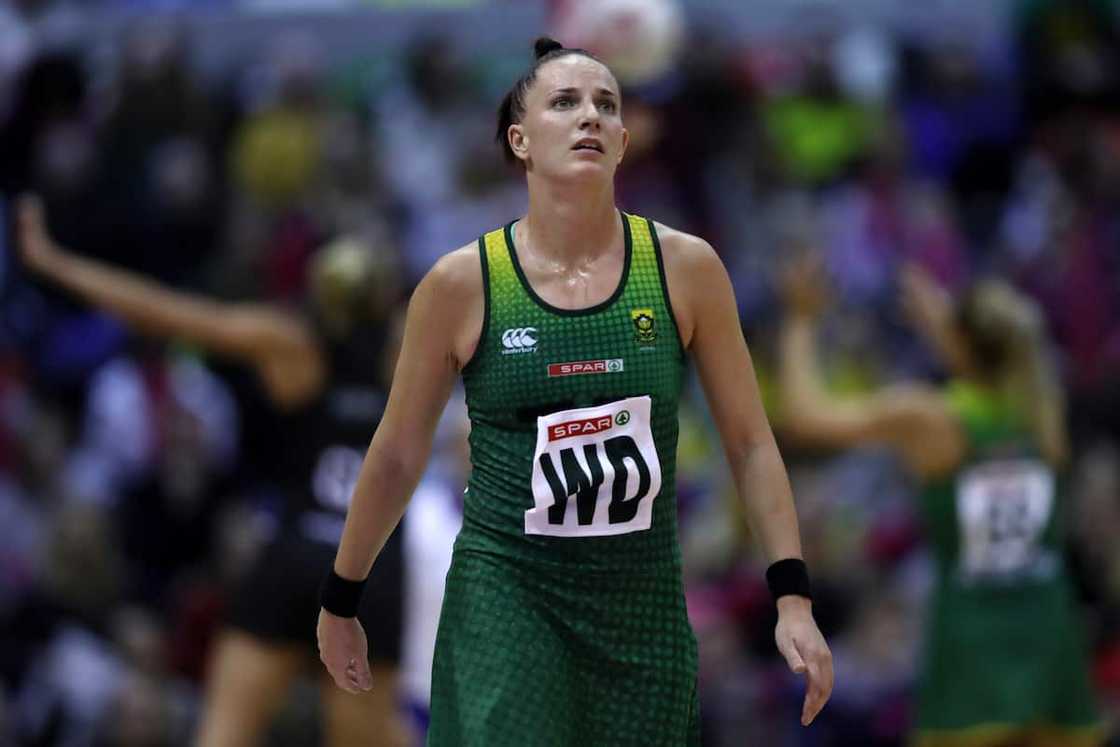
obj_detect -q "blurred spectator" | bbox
[1017,0,1120,121]
[761,35,883,187]
[373,33,520,281]
[900,40,1021,189]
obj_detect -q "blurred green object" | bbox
[763,96,880,185]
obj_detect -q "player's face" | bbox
[510,56,629,180]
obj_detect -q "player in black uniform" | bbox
[16,196,410,746]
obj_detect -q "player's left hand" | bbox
[317,609,373,693]
[774,595,833,726]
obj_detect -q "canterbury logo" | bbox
[501,327,538,354]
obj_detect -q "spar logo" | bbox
[501,327,538,354]
[546,358,624,377]
[548,409,632,441]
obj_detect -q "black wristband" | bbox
[319,567,367,618]
[766,558,812,602]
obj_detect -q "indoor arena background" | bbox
[2,0,1119,745]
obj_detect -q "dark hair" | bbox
[495,36,604,165]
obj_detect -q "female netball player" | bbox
[778,260,1103,747]
[316,38,832,745]
[16,198,409,746]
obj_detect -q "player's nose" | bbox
[578,100,601,129]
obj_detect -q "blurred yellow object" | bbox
[232,109,321,204]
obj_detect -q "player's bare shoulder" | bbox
[650,221,726,285]
[649,221,728,347]
[424,243,484,301]
[413,243,486,370]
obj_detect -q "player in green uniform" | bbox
[778,261,1104,747]
[318,38,833,745]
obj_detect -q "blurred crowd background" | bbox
[2,0,1120,745]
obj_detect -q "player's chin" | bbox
[560,155,617,178]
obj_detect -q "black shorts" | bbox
[227,524,403,665]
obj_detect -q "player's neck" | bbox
[522,177,619,266]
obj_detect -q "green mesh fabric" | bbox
[914,381,1099,734]
[428,213,700,746]
[919,380,1062,585]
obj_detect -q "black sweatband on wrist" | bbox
[766,558,812,602]
[319,567,367,618]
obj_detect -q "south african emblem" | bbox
[631,308,656,344]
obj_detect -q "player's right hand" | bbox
[317,609,373,693]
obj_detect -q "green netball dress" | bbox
[914,381,1102,746]
[427,213,700,746]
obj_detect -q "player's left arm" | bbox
[660,227,833,726]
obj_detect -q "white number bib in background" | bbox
[312,445,365,512]
[956,458,1054,578]
[526,396,662,537]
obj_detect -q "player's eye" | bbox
[552,96,575,109]
[598,99,617,113]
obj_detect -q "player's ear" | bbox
[617,126,629,166]
[508,124,529,163]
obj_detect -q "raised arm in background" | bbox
[898,263,972,379]
[897,262,1068,467]
[777,256,967,479]
[16,195,323,408]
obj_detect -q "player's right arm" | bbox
[318,243,482,693]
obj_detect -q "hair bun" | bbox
[534,37,564,60]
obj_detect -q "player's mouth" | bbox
[572,138,604,153]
